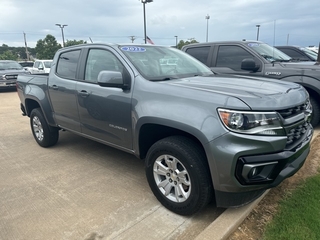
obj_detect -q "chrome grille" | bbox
[278,102,309,119]
[286,122,309,146]
[5,74,18,80]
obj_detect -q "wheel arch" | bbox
[24,97,56,126]
[135,118,209,160]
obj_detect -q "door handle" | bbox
[52,85,58,90]
[79,90,89,97]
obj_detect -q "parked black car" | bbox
[275,46,318,61]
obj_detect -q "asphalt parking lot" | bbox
[0,90,224,240]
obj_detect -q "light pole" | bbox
[205,14,210,42]
[55,24,68,47]
[141,0,153,44]
[174,36,178,48]
[256,24,260,41]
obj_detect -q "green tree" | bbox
[177,39,199,50]
[65,39,87,47]
[0,50,18,60]
[0,44,10,55]
[35,34,61,59]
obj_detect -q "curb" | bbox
[195,191,268,240]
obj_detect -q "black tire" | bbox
[310,96,320,127]
[145,136,213,215]
[30,108,59,147]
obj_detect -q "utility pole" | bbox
[256,25,260,41]
[23,32,30,61]
[205,14,210,42]
[129,36,136,43]
[55,24,68,47]
[141,0,153,44]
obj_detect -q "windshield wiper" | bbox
[271,59,291,63]
[150,76,179,81]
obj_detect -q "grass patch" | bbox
[263,174,320,240]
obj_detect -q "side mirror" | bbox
[241,58,260,72]
[97,71,130,90]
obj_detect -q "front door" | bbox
[212,45,264,77]
[76,48,133,149]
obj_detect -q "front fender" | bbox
[280,75,320,97]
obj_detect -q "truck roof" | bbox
[183,40,264,48]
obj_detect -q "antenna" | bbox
[317,42,320,63]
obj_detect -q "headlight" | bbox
[218,109,285,136]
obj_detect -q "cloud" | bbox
[0,0,319,48]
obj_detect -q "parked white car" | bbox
[30,60,53,74]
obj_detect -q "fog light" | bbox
[249,167,258,178]
[241,161,278,184]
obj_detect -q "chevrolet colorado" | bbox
[17,43,313,215]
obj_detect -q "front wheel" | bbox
[310,96,320,127]
[30,108,59,147]
[145,136,213,215]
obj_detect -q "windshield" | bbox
[119,45,213,81]
[19,62,34,67]
[0,61,23,70]
[247,42,292,62]
[300,47,318,60]
[44,61,52,68]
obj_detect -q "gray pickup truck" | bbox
[17,43,313,215]
[182,40,320,127]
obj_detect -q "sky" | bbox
[0,0,319,48]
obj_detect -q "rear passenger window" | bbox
[185,46,210,64]
[56,50,81,79]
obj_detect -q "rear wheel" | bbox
[30,108,59,147]
[145,136,213,215]
[310,96,320,127]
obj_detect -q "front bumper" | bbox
[205,124,313,208]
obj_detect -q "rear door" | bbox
[75,47,133,149]
[48,49,81,132]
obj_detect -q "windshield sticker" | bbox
[248,43,260,47]
[121,46,146,52]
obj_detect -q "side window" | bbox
[84,49,124,83]
[38,62,43,69]
[34,61,39,68]
[56,50,81,79]
[278,49,306,60]
[185,46,210,64]
[216,46,253,71]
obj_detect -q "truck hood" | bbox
[281,61,320,70]
[166,75,308,110]
[0,69,28,75]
